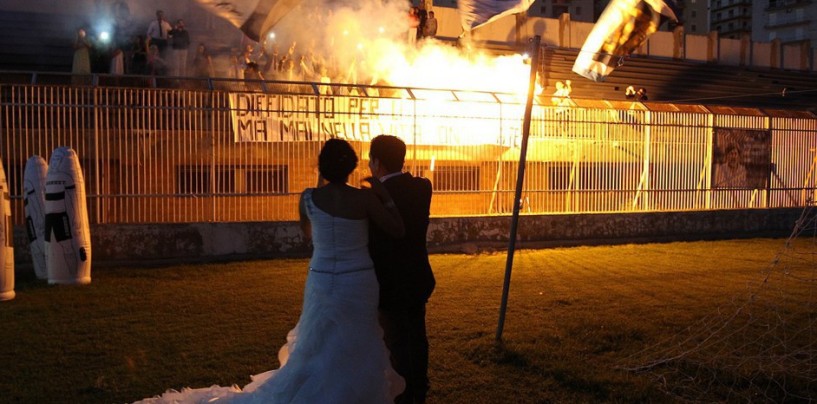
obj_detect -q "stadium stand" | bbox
[539,47,817,112]
[1,10,815,113]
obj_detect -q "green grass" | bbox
[0,238,812,403]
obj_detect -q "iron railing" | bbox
[1,73,816,225]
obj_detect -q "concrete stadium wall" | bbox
[646,31,674,59]
[12,208,803,268]
[720,38,742,66]
[752,42,773,69]
[686,35,708,62]
[782,43,810,71]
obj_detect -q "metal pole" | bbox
[496,35,541,342]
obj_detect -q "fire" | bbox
[254,0,544,146]
[379,41,534,96]
[267,1,537,99]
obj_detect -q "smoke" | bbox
[258,0,411,83]
[82,0,531,93]
[237,0,530,92]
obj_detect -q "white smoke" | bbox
[250,0,530,93]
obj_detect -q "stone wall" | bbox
[12,208,803,268]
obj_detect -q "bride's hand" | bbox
[362,176,389,202]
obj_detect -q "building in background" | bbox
[710,0,752,39]
[753,0,817,47]
[676,0,709,35]
[529,0,597,22]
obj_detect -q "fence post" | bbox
[496,35,541,342]
[92,87,100,224]
[705,111,714,209]
[643,110,652,211]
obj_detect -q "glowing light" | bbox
[267,31,276,40]
[99,31,110,42]
[232,3,542,146]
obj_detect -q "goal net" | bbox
[622,204,817,402]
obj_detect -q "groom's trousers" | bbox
[379,304,429,404]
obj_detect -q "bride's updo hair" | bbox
[319,138,359,183]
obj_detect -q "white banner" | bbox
[194,0,302,41]
[572,0,678,82]
[227,93,522,147]
[458,0,535,32]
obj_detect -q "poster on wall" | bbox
[712,128,772,189]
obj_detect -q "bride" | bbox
[135,138,406,403]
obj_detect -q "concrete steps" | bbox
[537,47,817,112]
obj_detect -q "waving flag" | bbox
[572,0,678,82]
[194,0,302,41]
[459,0,535,32]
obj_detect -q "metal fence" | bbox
[1,74,816,225]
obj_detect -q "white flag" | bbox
[572,0,678,82]
[194,0,302,41]
[459,0,535,32]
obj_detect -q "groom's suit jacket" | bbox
[369,172,435,310]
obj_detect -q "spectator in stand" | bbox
[625,85,636,100]
[423,11,438,39]
[110,47,125,75]
[298,54,315,81]
[551,80,572,134]
[283,57,297,91]
[551,80,572,107]
[192,43,214,78]
[129,35,148,75]
[169,19,191,76]
[417,5,427,41]
[318,65,333,95]
[244,62,265,92]
[72,28,92,82]
[237,44,256,80]
[263,44,280,79]
[636,87,648,101]
[146,10,172,58]
[147,44,168,76]
[407,7,420,46]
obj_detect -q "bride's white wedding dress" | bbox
[135,189,405,403]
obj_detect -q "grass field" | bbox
[0,237,814,403]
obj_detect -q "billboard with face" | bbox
[712,128,772,190]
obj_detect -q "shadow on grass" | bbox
[465,340,628,402]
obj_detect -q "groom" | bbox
[367,135,435,404]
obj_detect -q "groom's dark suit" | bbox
[369,172,434,404]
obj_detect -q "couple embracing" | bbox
[136,135,434,403]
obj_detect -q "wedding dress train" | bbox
[135,189,404,403]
